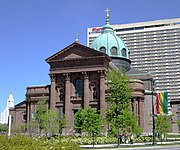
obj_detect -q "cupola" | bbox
[90,9,131,71]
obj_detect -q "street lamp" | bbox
[116,107,120,147]
[117,123,120,147]
[151,78,156,145]
[143,78,156,145]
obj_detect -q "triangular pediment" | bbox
[64,53,82,59]
[46,42,110,63]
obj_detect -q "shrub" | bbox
[0,135,80,150]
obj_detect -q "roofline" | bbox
[115,18,180,27]
[26,85,50,88]
[46,42,111,63]
[15,100,26,107]
[46,42,76,62]
[111,56,131,63]
[88,18,180,30]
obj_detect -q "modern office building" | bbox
[88,18,180,131]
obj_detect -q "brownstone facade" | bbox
[10,42,154,134]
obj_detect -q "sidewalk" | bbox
[80,140,180,149]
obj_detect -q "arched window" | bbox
[99,46,106,53]
[75,79,82,96]
[111,47,118,55]
[122,48,127,57]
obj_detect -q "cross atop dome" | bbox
[105,8,110,19]
[75,33,79,43]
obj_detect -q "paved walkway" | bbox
[80,141,180,149]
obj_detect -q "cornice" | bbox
[48,55,110,63]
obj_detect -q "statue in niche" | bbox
[93,87,97,100]
[59,89,64,101]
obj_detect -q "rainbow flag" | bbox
[156,91,168,115]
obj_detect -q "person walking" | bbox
[130,133,134,145]
[125,133,128,144]
[119,133,122,144]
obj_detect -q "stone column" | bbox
[26,101,30,133]
[133,98,136,114]
[64,73,71,134]
[50,74,57,110]
[99,71,106,113]
[28,102,32,135]
[137,99,140,125]
[83,72,89,109]
[27,101,30,124]
[139,98,145,129]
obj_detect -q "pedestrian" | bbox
[119,133,122,144]
[125,133,128,144]
[130,133,133,144]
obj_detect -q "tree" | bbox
[155,115,171,143]
[74,108,85,134]
[34,98,47,133]
[106,68,141,135]
[106,69,132,108]
[74,107,102,136]
[119,109,141,134]
[58,114,66,135]
[17,122,27,135]
[43,110,59,136]
[83,107,102,136]
[29,119,38,136]
[0,123,8,132]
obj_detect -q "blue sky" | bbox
[0,0,179,113]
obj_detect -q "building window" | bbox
[177,113,180,130]
[99,46,106,53]
[177,113,180,120]
[22,114,26,121]
[111,47,118,55]
[177,105,180,111]
[122,48,127,57]
[75,79,83,96]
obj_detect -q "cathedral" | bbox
[10,11,155,135]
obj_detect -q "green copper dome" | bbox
[90,10,129,59]
[90,9,131,71]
